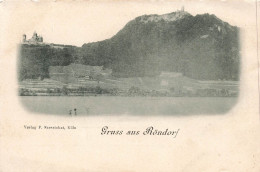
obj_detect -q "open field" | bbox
[19,64,239,96]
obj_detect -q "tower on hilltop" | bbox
[22,34,26,42]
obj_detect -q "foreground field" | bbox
[20,96,238,115]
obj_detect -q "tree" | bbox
[61,86,69,95]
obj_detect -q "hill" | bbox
[79,11,240,80]
[19,10,240,81]
[18,44,80,81]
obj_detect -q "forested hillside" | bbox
[19,11,240,81]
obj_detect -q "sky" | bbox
[2,1,256,47]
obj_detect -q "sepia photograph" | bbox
[18,4,240,115]
[0,1,259,171]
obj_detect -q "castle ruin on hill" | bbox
[21,32,77,49]
[23,31,43,44]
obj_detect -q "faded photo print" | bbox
[17,3,240,115]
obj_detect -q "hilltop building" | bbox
[181,6,184,12]
[22,32,76,49]
[21,32,77,49]
[23,31,43,44]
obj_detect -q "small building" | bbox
[159,71,183,94]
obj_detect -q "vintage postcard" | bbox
[0,0,259,171]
